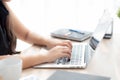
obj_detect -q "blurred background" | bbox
[7,0,120,50]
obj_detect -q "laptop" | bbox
[34,10,113,69]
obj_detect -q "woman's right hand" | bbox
[45,45,72,63]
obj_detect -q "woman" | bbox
[0,0,72,69]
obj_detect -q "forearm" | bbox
[0,53,48,69]
[24,31,50,47]
[19,53,48,69]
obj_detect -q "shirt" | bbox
[0,1,11,55]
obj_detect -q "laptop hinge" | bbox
[103,10,113,39]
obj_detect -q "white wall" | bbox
[8,0,119,33]
[7,0,120,50]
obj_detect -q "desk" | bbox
[21,33,120,80]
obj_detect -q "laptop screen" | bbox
[89,36,99,50]
[89,12,113,50]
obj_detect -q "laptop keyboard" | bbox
[55,44,86,65]
[55,57,70,64]
[70,44,85,65]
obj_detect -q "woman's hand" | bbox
[45,45,71,63]
[46,38,72,50]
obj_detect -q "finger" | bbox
[61,42,72,49]
[65,40,72,49]
[61,53,71,58]
[62,49,71,55]
[61,46,72,55]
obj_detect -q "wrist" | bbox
[43,52,54,63]
[44,38,52,48]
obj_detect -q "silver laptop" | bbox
[34,10,113,69]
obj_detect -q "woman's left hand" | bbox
[46,38,72,50]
